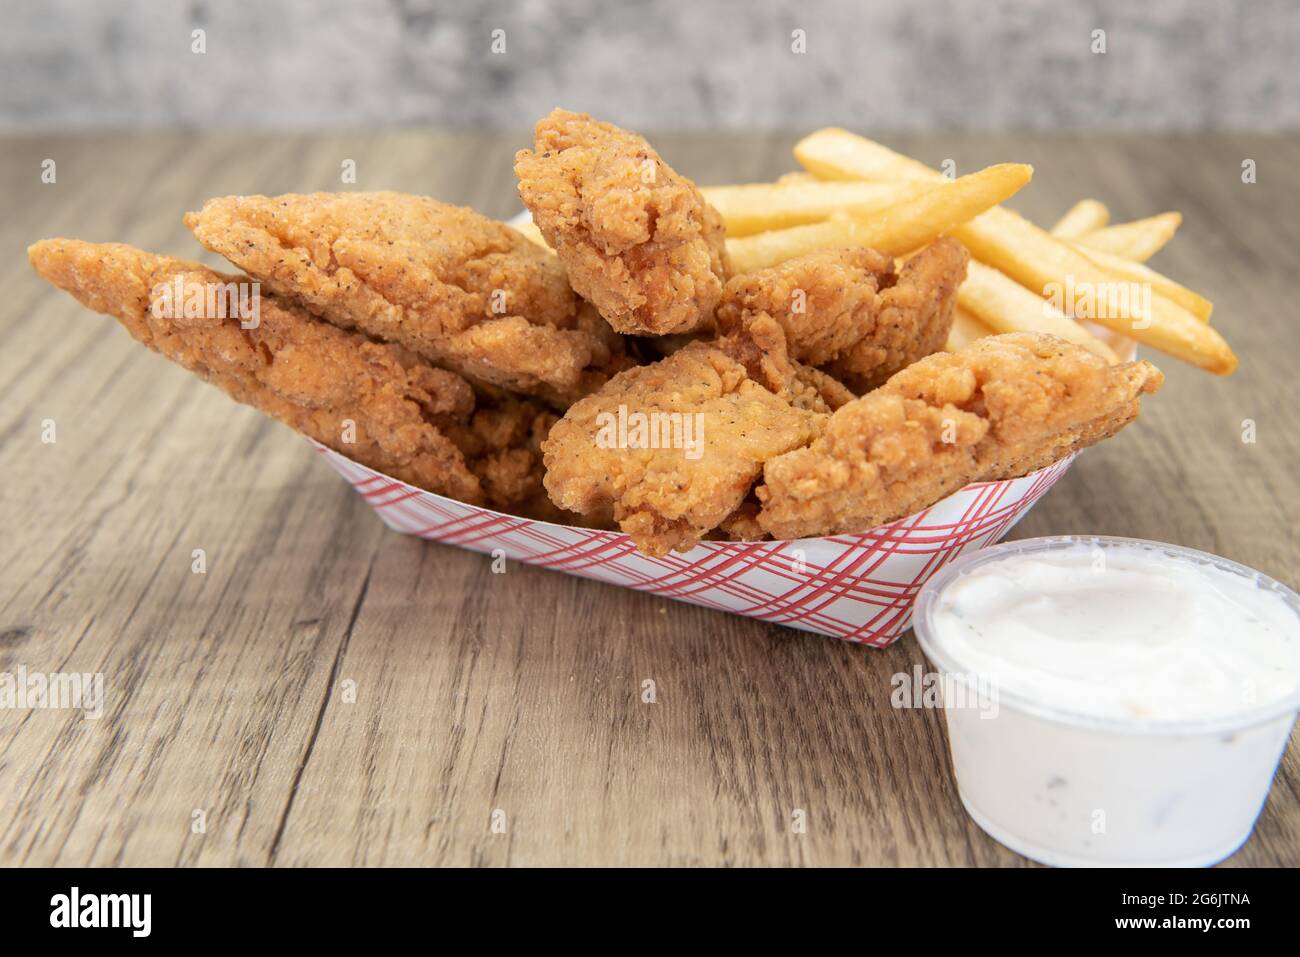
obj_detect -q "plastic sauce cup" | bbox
[913,535,1300,867]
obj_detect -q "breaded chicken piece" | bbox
[793,363,857,412]
[542,334,824,556]
[444,390,558,516]
[714,310,853,414]
[717,239,969,393]
[515,109,730,335]
[828,239,969,391]
[184,191,622,403]
[567,311,849,548]
[717,245,895,366]
[568,299,641,398]
[29,239,489,504]
[710,498,765,542]
[756,333,1163,540]
[30,238,578,517]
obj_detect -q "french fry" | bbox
[953,209,1235,374]
[701,180,928,236]
[726,163,1033,273]
[796,128,939,183]
[1069,243,1213,321]
[726,218,872,273]
[945,306,993,352]
[1051,199,1110,238]
[1076,212,1182,262]
[798,130,1178,265]
[795,129,1235,374]
[959,260,1118,361]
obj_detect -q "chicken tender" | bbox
[710,498,765,542]
[184,191,620,403]
[29,239,490,504]
[713,309,853,414]
[717,245,895,366]
[717,239,968,393]
[828,238,968,391]
[542,335,823,556]
[444,390,559,516]
[515,109,730,335]
[548,312,842,553]
[791,362,857,413]
[756,333,1163,539]
[31,239,580,517]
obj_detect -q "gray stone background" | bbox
[2,0,1296,132]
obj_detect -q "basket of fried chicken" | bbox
[29,110,1234,645]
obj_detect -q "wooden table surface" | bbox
[2,132,1297,867]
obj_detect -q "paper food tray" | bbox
[314,442,1077,647]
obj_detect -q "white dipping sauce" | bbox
[931,545,1300,723]
[914,537,1300,867]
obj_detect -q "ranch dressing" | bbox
[913,536,1300,867]
[930,544,1300,723]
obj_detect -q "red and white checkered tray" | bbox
[314,442,1076,647]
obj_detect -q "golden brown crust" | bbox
[29,239,489,504]
[791,362,857,412]
[718,245,895,366]
[184,191,621,402]
[718,239,967,393]
[755,333,1163,540]
[710,498,767,542]
[711,311,852,414]
[827,238,969,391]
[541,340,823,555]
[515,109,730,335]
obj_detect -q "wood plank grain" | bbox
[0,133,1296,867]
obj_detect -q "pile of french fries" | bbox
[705,130,1236,375]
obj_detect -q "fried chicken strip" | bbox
[793,363,857,412]
[445,390,564,519]
[756,333,1163,539]
[717,238,969,392]
[29,239,497,506]
[717,245,895,365]
[710,498,765,542]
[542,324,824,555]
[184,191,624,403]
[714,308,853,414]
[515,109,730,335]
